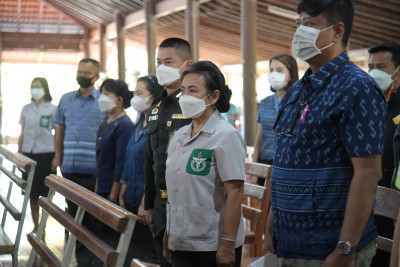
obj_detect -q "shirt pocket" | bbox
[183,205,217,241]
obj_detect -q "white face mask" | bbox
[179,94,211,119]
[98,94,117,112]
[156,61,186,86]
[292,25,334,61]
[31,88,45,101]
[268,72,288,90]
[130,95,152,113]
[369,68,399,92]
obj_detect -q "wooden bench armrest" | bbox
[27,233,61,267]
[131,258,160,267]
[45,174,138,232]
[0,145,36,173]
[377,236,392,253]
[0,195,21,221]
[244,182,266,199]
[242,204,262,222]
[0,165,27,190]
[245,161,272,179]
[38,197,119,266]
[375,186,400,219]
[0,227,14,253]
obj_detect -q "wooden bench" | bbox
[131,258,160,267]
[242,161,272,258]
[374,186,400,253]
[0,145,37,267]
[26,174,139,267]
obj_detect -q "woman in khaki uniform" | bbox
[164,61,246,267]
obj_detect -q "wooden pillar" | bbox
[186,0,199,62]
[241,0,257,146]
[115,11,125,81]
[145,0,156,75]
[83,27,90,58]
[98,23,107,73]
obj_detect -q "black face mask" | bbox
[76,75,95,88]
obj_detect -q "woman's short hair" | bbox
[100,79,133,109]
[269,53,299,92]
[137,75,164,99]
[31,77,52,102]
[181,61,232,113]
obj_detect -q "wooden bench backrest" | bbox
[242,161,272,257]
[0,145,36,266]
[45,174,136,232]
[27,174,138,267]
[374,186,400,253]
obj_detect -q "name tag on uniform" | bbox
[172,113,186,119]
[149,115,158,121]
[393,114,400,125]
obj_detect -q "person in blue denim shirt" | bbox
[119,75,163,265]
[252,54,298,186]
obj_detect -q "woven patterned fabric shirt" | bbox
[271,51,387,260]
[53,89,106,175]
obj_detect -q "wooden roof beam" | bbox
[98,0,211,40]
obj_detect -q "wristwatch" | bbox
[336,241,357,255]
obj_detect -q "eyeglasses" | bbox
[271,89,317,137]
[272,58,349,138]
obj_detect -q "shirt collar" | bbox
[182,110,221,140]
[302,51,349,89]
[75,88,98,98]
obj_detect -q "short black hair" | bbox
[368,42,400,68]
[31,77,52,102]
[159,38,192,62]
[79,58,100,75]
[181,61,232,113]
[100,79,133,109]
[297,0,354,48]
[137,75,164,99]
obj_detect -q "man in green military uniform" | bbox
[144,38,192,267]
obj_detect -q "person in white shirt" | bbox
[18,77,57,235]
[164,61,245,267]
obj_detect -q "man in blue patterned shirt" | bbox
[52,58,105,266]
[264,1,387,267]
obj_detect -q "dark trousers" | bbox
[153,196,172,267]
[62,173,102,267]
[125,205,158,266]
[172,246,242,267]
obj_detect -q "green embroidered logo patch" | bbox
[40,115,50,128]
[186,149,213,176]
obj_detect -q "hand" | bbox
[51,157,61,173]
[216,240,235,267]
[322,250,355,267]
[119,198,126,209]
[163,231,173,264]
[108,192,118,204]
[138,205,147,225]
[119,184,127,209]
[263,232,275,254]
[147,209,154,235]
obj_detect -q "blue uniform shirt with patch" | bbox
[271,51,387,260]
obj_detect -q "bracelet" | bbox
[222,237,235,242]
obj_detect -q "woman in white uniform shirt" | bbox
[164,61,246,267]
[18,77,57,234]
